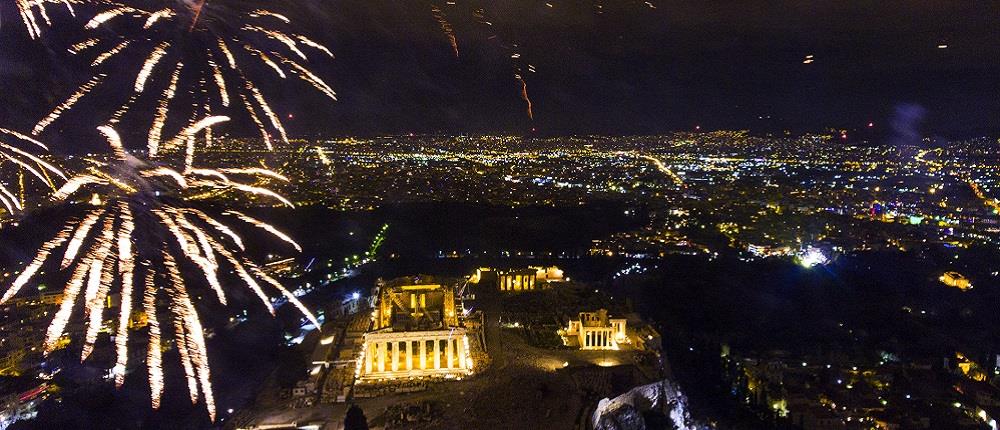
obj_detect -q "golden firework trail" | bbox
[237,91,273,149]
[249,9,289,23]
[219,167,289,182]
[91,40,130,67]
[69,37,100,54]
[35,1,337,149]
[134,42,171,93]
[208,57,230,107]
[1,122,316,421]
[295,35,335,58]
[147,63,184,156]
[0,128,66,214]
[223,210,301,252]
[244,45,287,78]
[33,74,104,136]
[16,0,76,39]
[280,55,339,102]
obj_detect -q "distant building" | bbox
[0,349,25,376]
[940,271,972,290]
[359,277,472,380]
[635,325,662,351]
[261,257,303,278]
[9,292,62,308]
[311,333,337,370]
[329,292,363,319]
[530,266,565,282]
[497,268,537,292]
[790,406,845,430]
[469,266,565,292]
[561,309,627,350]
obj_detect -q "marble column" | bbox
[377,342,385,372]
[446,338,454,369]
[365,341,373,374]
[391,341,400,372]
[457,338,466,369]
[434,338,441,369]
[406,340,413,370]
[420,340,427,369]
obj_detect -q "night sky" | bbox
[2,1,999,139]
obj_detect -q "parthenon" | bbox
[359,276,472,380]
[361,331,471,378]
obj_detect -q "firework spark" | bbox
[1,122,316,421]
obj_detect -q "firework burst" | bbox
[36,1,337,150]
[0,120,316,421]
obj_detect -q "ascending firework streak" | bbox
[431,4,459,58]
[36,1,337,150]
[514,74,533,121]
[0,128,67,213]
[0,120,317,421]
[15,0,77,39]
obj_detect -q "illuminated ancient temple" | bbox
[358,277,472,380]
[561,309,627,350]
[469,266,564,292]
[497,268,537,291]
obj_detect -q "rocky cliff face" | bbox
[591,379,704,430]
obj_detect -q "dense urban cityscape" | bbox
[0,132,999,428]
